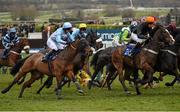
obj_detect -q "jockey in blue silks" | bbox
[71,23,88,39]
[2,27,20,59]
[42,22,75,62]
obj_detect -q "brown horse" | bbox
[0,38,30,67]
[112,25,175,95]
[35,29,103,94]
[1,38,92,99]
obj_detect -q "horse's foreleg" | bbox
[67,71,84,95]
[88,69,99,89]
[55,72,63,99]
[118,68,130,95]
[141,63,154,85]
[19,73,41,98]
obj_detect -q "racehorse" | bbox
[155,34,180,86]
[111,25,175,95]
[90,26,180,90]
[88,47,116,89]
[0,38,30,67]
[1,38,92,99]
[35,29,103,94]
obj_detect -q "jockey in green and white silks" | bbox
[112,26,132,47]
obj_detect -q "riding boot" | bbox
[42,49,57,62]
[2,49,9,59]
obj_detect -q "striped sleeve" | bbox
[13,36,20,44]
[2,35,10,49]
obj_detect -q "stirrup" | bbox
[2,56,7,59]
[42,56,48,62]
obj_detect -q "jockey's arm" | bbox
[13,36,20,44]
[136,24,147,39]
[112,34,121,46]
[131,32,146,43]
[54,35,67,44]
[2,36,11,49]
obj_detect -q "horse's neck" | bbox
[58,46,77,61]
[144,40,160,52]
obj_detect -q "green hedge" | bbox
[35,24,126,32]
[75,24,126,30]
[35,23,43,32]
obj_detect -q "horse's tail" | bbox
[90,50,103,69]
[10,55,31,76]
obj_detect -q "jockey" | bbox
[128,16,156,57]
[2,27,20,59]
[166,23,177,37]
[42,22,74,62]
[71,23,88,39]
[112,21,138,47]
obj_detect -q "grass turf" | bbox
[0,72,180,111]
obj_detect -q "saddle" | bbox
[123,44,141,57]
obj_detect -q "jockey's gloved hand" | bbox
[10,43,14,46]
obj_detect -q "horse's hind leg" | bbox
[19,73,41,98]
[165,70,179,87]
[133,70,141,95]
[1,69,28,94]
[17,76,26,85]
[36,76,53,94]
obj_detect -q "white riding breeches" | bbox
[47,38,67,51]
[131,33,146,43]
[47,38,58,51]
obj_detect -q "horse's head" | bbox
[73,38,92,56]
[154,25,175,45]
[86,29,103,50]
[12,38,30,54]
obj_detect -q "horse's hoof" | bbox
[36,91,41,94]
[137,92,141,95]
[1,88,8,94]
[57,96,63,99]
[78,90,85,95]
[125,91,131,95]
[108,87,112,91]
[87,81,92,89]
[165,83,173,87]
[17,81,23,85]
[18,95,22,98]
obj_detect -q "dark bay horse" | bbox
[0,38,29,67]
[155,34,180,86]
[1,38,92,99]
[88,47,117,89]
[111,25,175,95]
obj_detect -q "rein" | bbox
[160,49,177,56]
[10,50,21,55]
[142,48,158,55]
[70,44,77,50]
